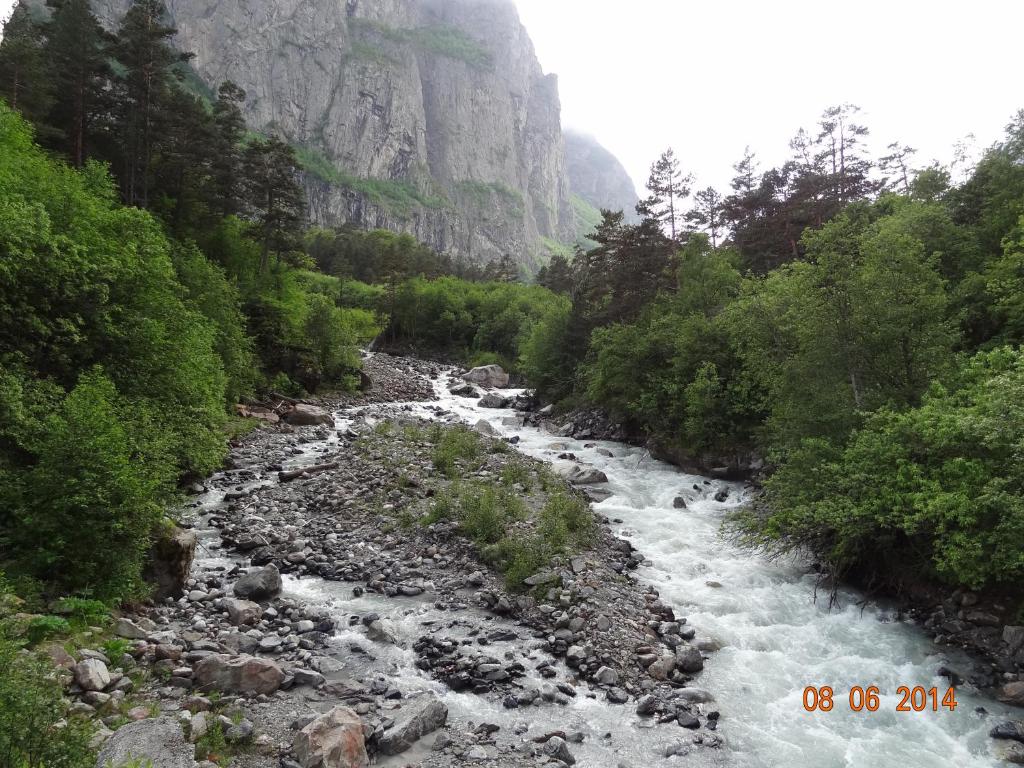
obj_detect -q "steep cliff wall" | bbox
[563,129,640,222]
[85,0,575,269]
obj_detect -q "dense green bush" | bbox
[739,347,1024,590]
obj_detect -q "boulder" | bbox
[672,496,687,509]
[478,393,510,409]
[113,618,149,640]
[449,383,478,397]
[293,706,369,768]
[144,526,197,600]
[285,404,334,426]
[473,419,498,437]
[376,695,449,755]
[991,720,1024,743]
[234,565,282,601]
[564,466,608,485]
[223,598,263,626]
[193,654,284,695]
[461,365,509,389]
[75,658,110,692]
[675,646,704,674]
[594,666,618,686]
[96,717,196,768]
[1000,682,1024,707]
[541,735,575,765]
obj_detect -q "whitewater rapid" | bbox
[395,373,1009,768]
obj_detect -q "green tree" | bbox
[44,0,112,167]
[244,136,306,272]
[638,148,691,240]
[0,2,53,130]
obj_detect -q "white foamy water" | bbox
[389,372,1010,768]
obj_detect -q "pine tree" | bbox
[243,136,306,272]
[638,148,692,240]
[685,187,725,246]
[0,2,53,131]
[879,142,917,193]
[209,81,247,217]
[112,0,187,207]
[44,0,112,167]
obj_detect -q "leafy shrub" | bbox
[0,622,94,768]
[7,371,174,600]
[24,615,70,645]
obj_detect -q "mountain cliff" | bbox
[563,129,640,222]
[85,0,579,269]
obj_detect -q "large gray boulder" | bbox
[376,695,448,755]
[75,658,110,692]
[478,393,510,409]
[223,598,263,626]
[193,654,284,695]
[284,404,334,426]
[564,465,608,485]
[293,706,369,768]
[675,646,704,674]
[233,565,282,601]
[144,526,197,600]
[462,365,509,388]
[96,718,196,768]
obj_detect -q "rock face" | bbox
[376,695,448,755]
[96,718,196,768]
[563,129,640,224]
[293,706,369,768]
[144,526,197,600]
[193,654,285,695]
[83,0,578,268]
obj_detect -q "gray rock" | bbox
[565,466,608,485]
[462,365,510,389]
[376,695,449,755]
[594,666,618,685]
[647,654,676,681]
[473,419,498,437]
[75,658,110,692]
[233,565,282,602]
[1002,683,1024,708]
[672,496,687,509]
[478,393,510,409]
[675,646,704,674]
[541,735,575,765]
[636,694,657,716]
[96,717,196,768]
[193,654,284,695]
[676,687,714,704]
[991,721,1024,743]
[284,404,334,426]
[223,598,263,626]
[113,618,149,640]
[1006,626,1024,653]
[293,706,368,768]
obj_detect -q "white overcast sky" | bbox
[4,0,1021,195]
[512,0,1024,195]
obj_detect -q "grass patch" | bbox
[295,145,449,217]
[456,180,525,216]
[350,19,494,69]
[430,424,483,477]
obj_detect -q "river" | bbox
[195,364,1010,767]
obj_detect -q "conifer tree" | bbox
[243,136,306,272]
[0,2,53,132]
[638,148,692,239]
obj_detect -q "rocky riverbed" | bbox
[80,354,726,768]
